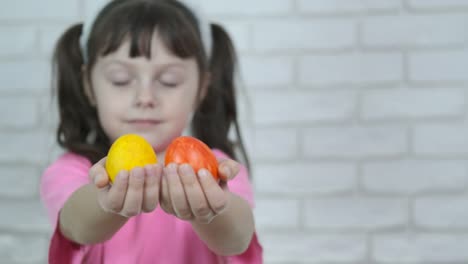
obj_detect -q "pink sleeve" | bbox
[213,149,263,263]
[213,149,255,208]
[40,152,93,264]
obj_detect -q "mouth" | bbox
[127,119,162,127]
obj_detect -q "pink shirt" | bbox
[40,150,262,264]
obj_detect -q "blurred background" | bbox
[1,0,468,263]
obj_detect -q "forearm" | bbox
[59,184,128,244]
[191,192,255,256]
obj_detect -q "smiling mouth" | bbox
[127,119,162,125]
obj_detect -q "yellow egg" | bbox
[105,134,158,183]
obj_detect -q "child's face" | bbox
[87,31,203,153]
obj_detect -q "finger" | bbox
[198,169,228,215]
[103,170,129,213]
[160,167,175,215]
[142,164,162,213]
[120,167,145,217]
[89,157,109,188]
[217,159,240,181]
[178,164,214,223]
[165,163,193,220]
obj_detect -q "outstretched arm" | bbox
[159,160,255,256]
[60,158,162,244]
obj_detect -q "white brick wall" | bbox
[2,1,468,263]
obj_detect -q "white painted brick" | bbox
[0,166,39,198]
[200,0,293,16]
[253,163,356,195]
[298,0,401,13]
[39,24,73,56]
[305,126,407,158]
[260,232,366,263]
[216,21,250,52]
[250,128,298,160]
[252,91,355,125]
[363,160,467,194]
[0,131,54,164]
[254,198,300,229]
[414,124,468,155]
[373,233,468,262]
[0,60,50,93]
[300,52,403,86]
[363,15,468,47]
[38,96,59,129]
[361,88,465,120]
[0,234,48,263]
[0,97,38,129]
[0,201,50,233]
[414,196,468,228]
[408,0,468,9]
[239,56,294,88]
[253,19,355,52]
[305,197,407,229]
[83,0,111,18]
[0,0,79,20]
[410,50,468,82]
[0,26,36,57]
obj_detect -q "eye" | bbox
[113,80,131,87]
[159,80,178,88]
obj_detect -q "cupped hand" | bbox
[88,157,163,218]
[159,158,240,224]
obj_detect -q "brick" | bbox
[39,24,72,56]
[0,0,79,20]
[253,163,356,195]
[254,198,300,229]
[252,91,355,125]
[362,15,468,47]
[305,197,407,229]
[261,232,366,263]
[216,21,250,52]
[363,160,467,194]
[409,50,468,82]
[408,0,468,9]
[0,234,48,263]
[0,131,54,164]
[300,52,403,86]
[361,88,465,120]
[298,0,401,13]
[0,201,50,233]
[83,0,111,18]
[0,26,36,57]
[414,196,468,228]
[239,56,294,88]
[0,166,40,198]
[413,124,468,155]
[253,19,355,52]
[200,0,293,16]
[250,128,298,160]
[373,233,468,262]
[0,97,38,129]
[0,60,50,93]
[304,126,407,158]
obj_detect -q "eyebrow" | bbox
[102,59,188,71]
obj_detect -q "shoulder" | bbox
[43,152,92,178]
[211,148,230,159]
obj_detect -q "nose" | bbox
[135,83,157,108]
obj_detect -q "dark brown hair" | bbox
[52,0,250,171]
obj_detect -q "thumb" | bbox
[89,157,110,188]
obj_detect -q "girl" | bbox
[40,0,262,263]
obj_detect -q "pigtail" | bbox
[192,23,251,172]
[52,23,108,163]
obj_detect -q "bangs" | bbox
[87,1,205,63]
